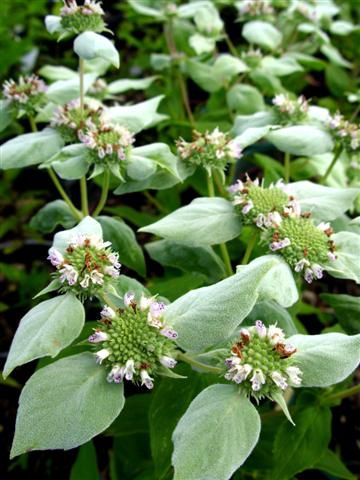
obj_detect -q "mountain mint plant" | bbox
[1,1,360,479]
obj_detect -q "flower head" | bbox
[60,0,106,34]
[89,293,178,389]
[2,74,47,115]
[272,93,309,124]
[224,321,302,400]
[237,0,274,17]
[327,112,360,152]
[47,234,121,299]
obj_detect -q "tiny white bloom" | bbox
[250,369,266,391]
[124,359,136,380]
[59,264,78,286]
[286,366,303,386]
[271,371,288,390]
[88,330,109,343]
[242,200,254,214]
[90,270,104,285]
[124,292,135,307]
[255,320,267,337]
[140,369,154,389]
[267,325,285,345]
[101,305,116,319]
[95,348,110,364]
[232,364,252,384]
[47,247,64,267]
[160,355,177,369]
[80,274,91,288]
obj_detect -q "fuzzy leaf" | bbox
[30,200,78,233]
[326,232,360,284]
[139,197,242,246]
[52,216,103,255]
[165,255,298,352]
[3,294,85,378]
[289,332,360,387]
[10,352,124,457]
[74,32,120,68]
[172,384,261,480]
[46,74,97,104]
[242,21,282,50]
[107,76,157,94]
[266,126,334,156]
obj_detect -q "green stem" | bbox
[224,33,239,58]
[79,58,85,114]
[284,152,291,183]
[220,243,233,277]
[176,352,222,375]
[98,293,119,312]
[93,170,110,217]
[48,169,83,221]
[241,229,258,265]
[80,176,89,216]
[214,170,227,197]
[322,384,360,405]
[207,172,216,197]
[321,145,343,184]
[144,191,167,213]
[29,115,37,132]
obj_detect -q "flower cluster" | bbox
[237,0,274,17]
[272,94,309,124]
[229,177,337,283]
[327,113,360,151]
[51,99,103,143]
[176,128,242,175]
[47,234,120,298]
[78,119,134,170]
[2,75,47,115]
[60,0,106,34]
[225,321,302,400]
[89,293,178,389]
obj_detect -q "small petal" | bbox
[140,369,154,389]
[124,359,136,380]
[160,355,177,369]
[95,348,110,364]
[250,368,266,391]
[88,330,109,343]
[47,247,64,266]
[100,305,116,319]
[255,320,267,338]
[271,371,288,390]
[124,292,136,307]
[160,327,178,340]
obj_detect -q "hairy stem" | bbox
[29,115,37,133]
[48,169,83,221]
[80,176,89,216]
[321,145,343,184]
[224,33,239,58]
[284,151,291,183]
[241,229,258,265]
[322,383,360,404]
[79,58,85,114]
[176,352,222,375]
[93,170,110,217]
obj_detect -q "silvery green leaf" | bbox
[131,143,180,178]
[272,391,294,425]
[326,231,360,283]
[46,74,97,104]
[0,128,64,169]
[286,181,360,221]
[165,255,298,352]
[30,199,78,233]
[151,53,172,71]
[226,84,265,115]
[320,44,352,69]
[213,54,249,83]
[33,279,62,299]
[289,332,360,387]
[189,33,216,54]
[127,155,156,181]
[172,384,261,480]
[193,3,223,35]
[139,197,242,246]
[232,111,276,136]
[297,23,330,43]
[3,294,85,378]
[233,126,271,149]
[260,56,303,77]
[0,99,12,132]
[128,0,164,18]
[292,153,347,189]
[47,144,90,180]
[242,21,282,50]
[244,300,298,336]
[10,352,124,457]
[45,15,62,34]
[307,105,331,124]
[266,126,334,156]
[107,95,167,133]
[107,76,157,94]
[105,275,150,308]
[330,20,356,36]
[74,32,120,68]
[53,216,103,254]
[39,65,77,81]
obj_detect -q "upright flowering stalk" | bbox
[224,321,302,401]
[89,293,178,389]
[176,128,242,178]
[47,234,121,298]
[272,93,309,124]
[51,98,103,144]
[60,0,107,34]
[229,177,299,227]
[2,75,47,116]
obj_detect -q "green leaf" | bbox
[226,84,265,115]
[97,216,146,277]
[189,33,216,54]
[106,394,151,437]
[53,216,103,255]
[33,279,62,299]
[39,65,77,81]
[233,126,271,149]
[11,352,124,457]
[47,144,90,180]
[286,181,359,222]
[30,200,77,233]
[232,111,276,136]
[149,272,206,302]
[130,143,180,179]
[107,96,167,133]
[330,20,356,36]
[145,239,226,283]
[244,300,297,336]
[320,44,352,69]
[74,32,120,68]
[105,275,150,308]
[289,332,360,387]
[0,99,12,132]
[260,55,303,76]
[107,76,157,94]
[242,21,282,50]
[172,384,261,480]
[70,441,99,480]
[128,0,163,18]
[326,231,360,284]
[165,255,298,352]
[3,294,85,378]
[272,405,331,479]
[320,293,360,334]
[0,129,64,170]
[266,126,334,156]
[46,74,97,104]
[139,197,242,246]
[314,449,356,480]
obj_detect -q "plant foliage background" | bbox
[0,0,359,479]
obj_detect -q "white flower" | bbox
[59,264,79,286]
[101,305,116,319]
[95,348,110,364]
[80,274,91,288]
[108,252,121,268]
[284,200,301,217]
[328,251,336,261]
[232,364,252,384]
[47,247,64,266]
[160,355,177,369]
[139,294,153,311]
[312,264,323,279]
[270,238,291,251]
[124,359,136,380]
[286,366,303,386]
[88,330,109,343]
[250,369,266,391]
[228,140,243,159]
[104,265,120,277]
[295,258,310,272]
[107,365,125,384]
[255,320,267,338]
[267,211,282,227]
[271,371,288,390]
[304,268,314,283]
[228,180,244,193]
[140,369,154,389]
[242,200,254,214]
[90,270,104,285]
[267,325,285,345]
[160,327,178,340]
[124,292,135,307]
